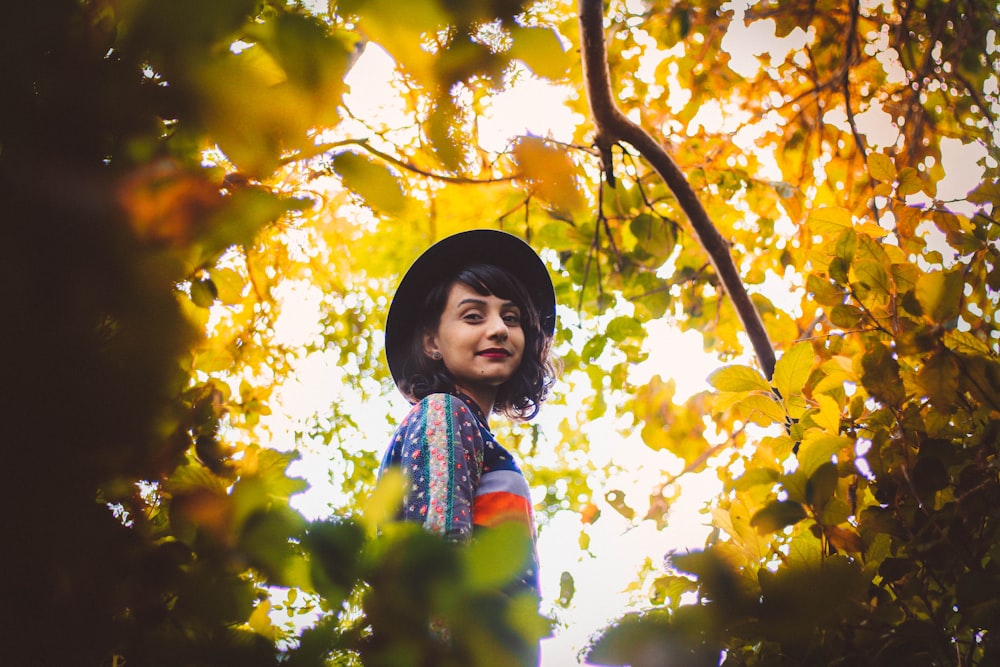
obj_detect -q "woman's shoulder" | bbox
[412,392,477,413]
[405,393,483,429]
[398,393,456,423]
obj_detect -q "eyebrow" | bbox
[456,297,518,309]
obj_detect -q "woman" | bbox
[379,229,558,664]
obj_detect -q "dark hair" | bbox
[397,263,557,420]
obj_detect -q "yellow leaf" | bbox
[210,267,245,305]
[811,394,842,433]
[237,43,288,87]
[509,26,569,80]
[872,182,893,197]
[512,137,586,216]
[787,526,824,568]
[867,153,896,182]
[772,342,813,405]
[915,269,963,323]
[797,430,853,478]
[944,330,993,356]
[856,222,890,239]
[823,524,862,553]
[248,600,276,639]
[808,206,852,237]
[733,393,788,425]
[193,346,236,373]
[898,167,924,196]
[340,0,446,86]
[332,151,407,216]
[708,364,772,393]
[895,206,923,239]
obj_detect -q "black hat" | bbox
[384,229,556,388]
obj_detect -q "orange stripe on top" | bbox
[473,492,532,527]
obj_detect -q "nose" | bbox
[486,312,509,340]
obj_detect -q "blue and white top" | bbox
[378,391,540,594]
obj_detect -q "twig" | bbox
[285,138,517,185]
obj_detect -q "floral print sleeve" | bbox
[378,393,485,541]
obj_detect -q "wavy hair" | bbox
[397,263,557,420]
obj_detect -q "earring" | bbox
[431,352,442,360]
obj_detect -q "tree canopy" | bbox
[2,0,997,666]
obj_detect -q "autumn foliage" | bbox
[1,1,997,666]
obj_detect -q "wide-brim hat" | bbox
[384,229,556,388]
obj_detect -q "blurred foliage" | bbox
[1,0,997,666]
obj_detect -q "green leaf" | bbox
[786,526,824,568]
[190,278,218,308]
[508,26,569,80]
[558,571,576,607]
[427,96,466,171]
[362,469,407,536]
[860,342,905,408]
[630,213,675,260]
[807,273,847,307]
[331,151,407,216]
[750,500,807,534]
[967,179,1000,206]
[828,257,850,285]
[582,333,608,361]
[206,189,308,254]
[211,267,245,305]
[305,520,366,602]
[915,269,963,323]
[806,462,838,510]
[464,521,534,590]
[829,303,864,328]
[853,260,891,301]
[708,365,772,393]
[535,221,587,251]
[916,352,960,411]
[606,315,644,342]
[834,229,858,265]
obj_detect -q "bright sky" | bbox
[261,12,991,665]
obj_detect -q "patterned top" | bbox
[378,391,540,594]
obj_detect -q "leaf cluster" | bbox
[5,0,999,665]
[584,1,1000,665]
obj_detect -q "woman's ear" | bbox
[422,330,440,360]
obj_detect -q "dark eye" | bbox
[503,313,521,325]
[462,311,483,321]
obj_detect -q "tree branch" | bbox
[578,0,777,379]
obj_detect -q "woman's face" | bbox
[423,280,525,396]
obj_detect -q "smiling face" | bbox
[423,280,526,412]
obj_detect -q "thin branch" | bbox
[578,0,777,379]
[285,138,517,185]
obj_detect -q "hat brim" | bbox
[384,229,556,389]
